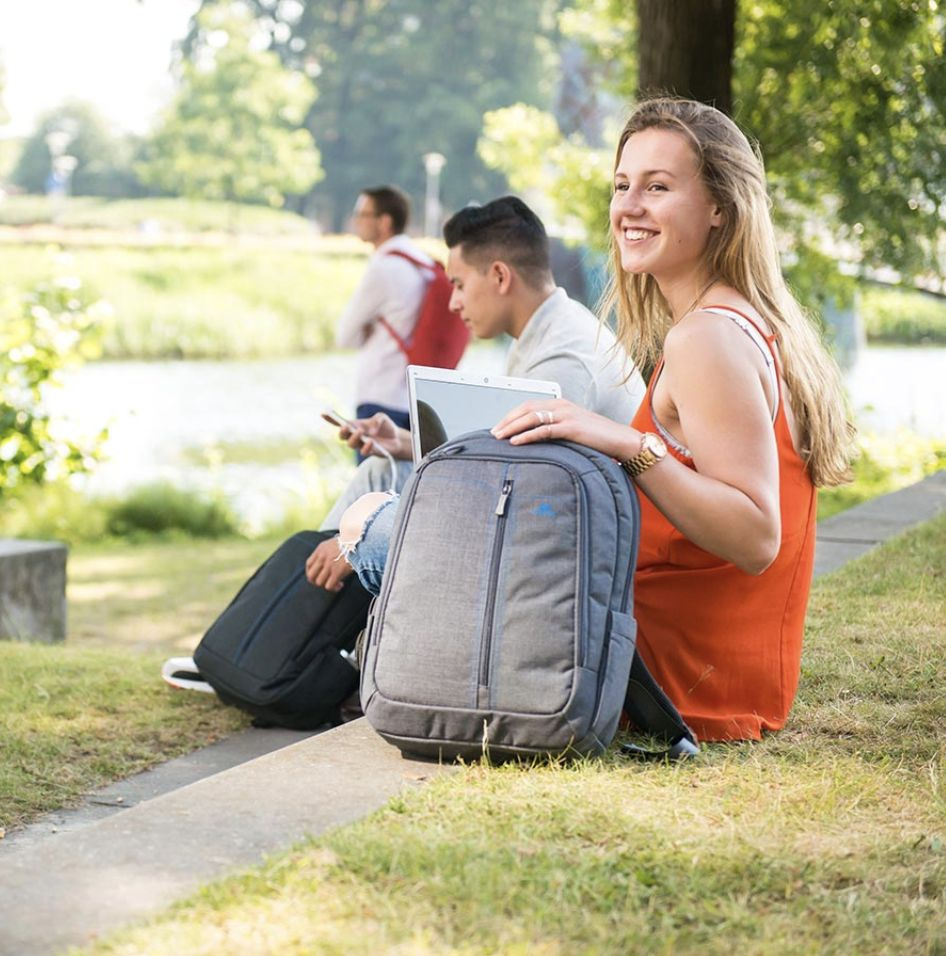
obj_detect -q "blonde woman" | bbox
[493,97,855,741]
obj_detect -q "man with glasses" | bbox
[336,186,433,435]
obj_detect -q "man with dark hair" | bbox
[442,196,550,287]
[307,195,645,590]
[438,196,640,419]
[361,186,410,235]
[336,185,431,431]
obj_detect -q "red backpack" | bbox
[378,250,470,369]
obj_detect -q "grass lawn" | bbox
[0,644,249,833]
[55,511,946,955]
[0,536,285,831]
[65,535,284,656]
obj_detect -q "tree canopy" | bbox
[188,0,563,230]
[140,4,322,210]
[480,0,946,287]
[10,101,143,197]
[737,0,946,281]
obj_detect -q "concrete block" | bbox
[0,539,68,643]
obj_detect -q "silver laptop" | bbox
[407,364,561,462]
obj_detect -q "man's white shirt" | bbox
[336,234,434,412]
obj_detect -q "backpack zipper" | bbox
[478,477,513,694]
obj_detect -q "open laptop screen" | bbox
[407,365,561,461]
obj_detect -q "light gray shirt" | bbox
[505,288,645,424]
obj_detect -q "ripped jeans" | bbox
[339,493,400,596]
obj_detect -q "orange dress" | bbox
[632,309,817,742]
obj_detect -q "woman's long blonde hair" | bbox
[601,97,854,487]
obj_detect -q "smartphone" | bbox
[320,408,355,430]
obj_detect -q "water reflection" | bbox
[51,344,945,529]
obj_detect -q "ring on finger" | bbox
[534,410,545,426]
[546,423,552,439]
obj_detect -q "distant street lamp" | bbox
[45,125,77,223]
[422,151,446,237]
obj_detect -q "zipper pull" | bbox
[495,479,513,516]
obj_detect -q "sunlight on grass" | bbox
[0,644,248,830]
[77,513,946,956]
[66,537,282,655]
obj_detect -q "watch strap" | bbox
[620,433,666,478]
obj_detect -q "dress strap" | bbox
[700,304,780,421]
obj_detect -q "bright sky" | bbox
[0,0,200,137]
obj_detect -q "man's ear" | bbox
[490,260,513,293]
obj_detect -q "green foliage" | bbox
[0,480,241,544]
[736,0,946,280]
[0,240,365,359]
[104,482,239,539]
[858,285,946,346]
[483,1,946,287]
[0,194,320,234]
[139,5,322,210]
[0,480,110,544]
[0,268,107,500]
[205,0,563,229]
[817,431,946,519]
[10,100,144,198]
[479,104,613,249]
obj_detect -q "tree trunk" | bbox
[636,0,735,115]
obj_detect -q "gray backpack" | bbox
[359,430,697,761]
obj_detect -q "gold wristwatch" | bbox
[620,432,668,478]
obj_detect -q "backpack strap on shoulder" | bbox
[385,249,439,272]
[376,250,439,357]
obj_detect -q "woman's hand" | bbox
[491,399,640,462]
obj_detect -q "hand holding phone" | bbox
[320,408,355,431]
[320,408,398,492]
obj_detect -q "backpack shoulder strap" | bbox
[385,249,440,273]
[622,652,700,760]
[376,250,442,357]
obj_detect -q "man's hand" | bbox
[337,412,413,460]
[305,537,352,592]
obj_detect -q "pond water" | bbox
[51,344,946,529]
[50,344,508,529]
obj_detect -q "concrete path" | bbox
[0,721,448,955]
[0,470,943,955]
[0,726,319,852]
[813,468,945,576]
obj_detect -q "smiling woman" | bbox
[611,128,723,305]
[461,99,857,744]
[547,97,855,742]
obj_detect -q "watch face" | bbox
[642,433,666,458]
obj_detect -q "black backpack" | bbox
[193,530,371,729]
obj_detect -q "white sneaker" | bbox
[161,656,216,694]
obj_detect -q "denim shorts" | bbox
[342,493,400,595]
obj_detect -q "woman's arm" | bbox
[492,314,782,574]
